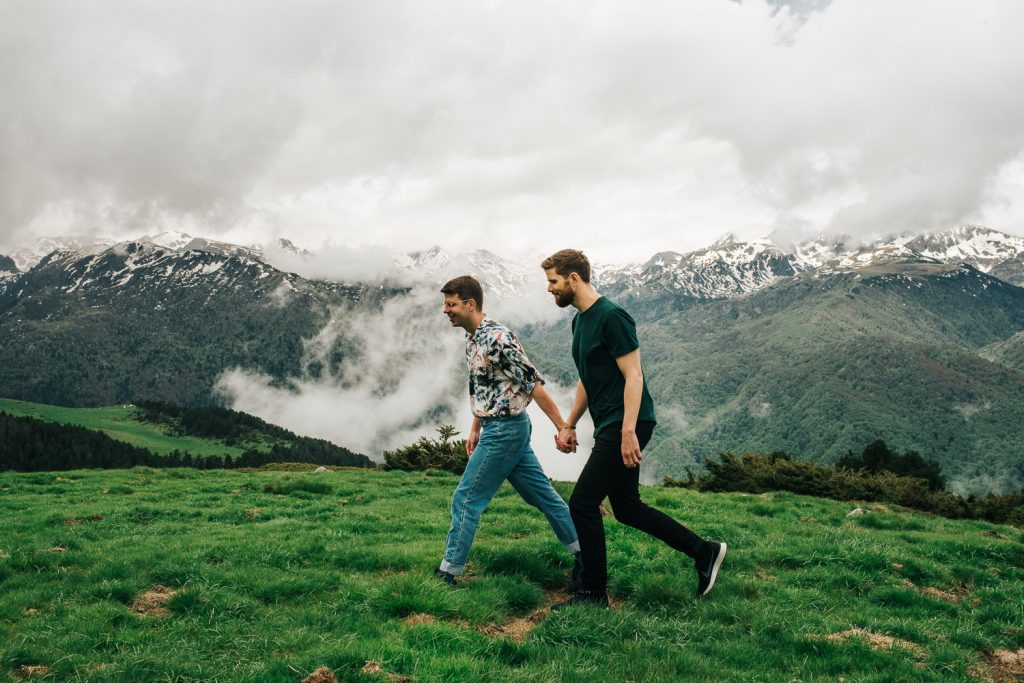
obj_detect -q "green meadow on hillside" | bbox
[0,398,260,458]
[1,467,1022,682]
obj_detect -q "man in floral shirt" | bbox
[436,275,581,586]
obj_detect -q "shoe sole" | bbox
[699,542,727,597]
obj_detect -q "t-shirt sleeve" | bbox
[490,331,543,392]
[602,307,640,359]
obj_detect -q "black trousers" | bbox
[569,422,706,592]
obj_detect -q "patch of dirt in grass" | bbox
[981,530,1011,540]
[64,515,104,526]
[479,589,587,643]
[401,613,437,627]
[402,587,618,645]
[973,648,1024,683]
[900,578,969,604]
[0,550,9,558]
[13,665,49,678]
[244,508,263,519]
[359,660,416,681]
[24,607,39,615]
[49,546,66,553]
[799,517,817,523]
[302,666,337,683]
[479,611,546,643]
[130,585,177,617]
[754,569,777,582]
[818,628,925,658]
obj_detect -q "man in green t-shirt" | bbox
[542,248,727,608]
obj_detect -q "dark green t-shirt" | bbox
[571,296,656,436]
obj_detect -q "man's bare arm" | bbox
[555,381,588,452]
[615,349,644,468]
[531,383,566,430]
[466,416,482,456]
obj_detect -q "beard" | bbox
[554,288,574,308]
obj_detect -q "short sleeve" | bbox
[487,326,542,392]
[602,308,640,359]
[498,339,543,392]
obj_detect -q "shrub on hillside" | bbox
[383,426,468,474]
[837,439,945,491]
[667,450,1022,527]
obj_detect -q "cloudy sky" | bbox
[3,0,1024,263]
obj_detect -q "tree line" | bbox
[0,412,372,472]
[133,400,298,445]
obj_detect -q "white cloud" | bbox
[262,240,406,284]
[2,0,1023,262]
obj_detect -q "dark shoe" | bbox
[552,589,608,610]
[695,541,727,597]
[434,568,457,586]
[566,553,584,593]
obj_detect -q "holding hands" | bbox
[555,425,577,453]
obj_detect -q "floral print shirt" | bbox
[466,317,544,417]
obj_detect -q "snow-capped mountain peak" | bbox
[144,230,195,251]
[904,224,1024,273]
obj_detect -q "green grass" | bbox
[0,398,264,458]
[1,468,1022,682]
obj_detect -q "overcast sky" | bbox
[2,0,1024,263]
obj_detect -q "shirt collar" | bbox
[467,316,496,341]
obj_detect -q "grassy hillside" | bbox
[0,399,373,472]
[0,398,259,458]
[1,467,1022,682]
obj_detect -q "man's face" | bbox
[443,294,474,326]
[545,269,575,308]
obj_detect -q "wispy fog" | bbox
[214,284,590,480]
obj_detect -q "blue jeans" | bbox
[439,413,580,576]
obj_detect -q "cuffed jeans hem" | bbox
[438,560,465,576]
[566,541,581,554]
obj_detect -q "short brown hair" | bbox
[541,249,591,283]
[440,275,484,309]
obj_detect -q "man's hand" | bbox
[621,430,642,468]
[555,427,577,453]
[466,429,480,456]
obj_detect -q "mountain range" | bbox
[0,236,386,408]
[2,224,1023,492]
